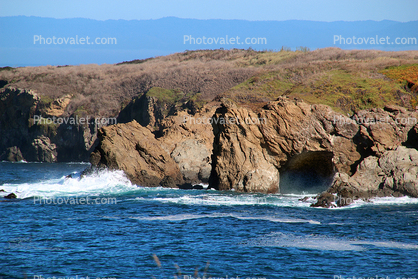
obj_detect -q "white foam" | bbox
[152,193,314,208]
[127,213,320,224]
[0,169,139,199]
[232,215,321,224]
[354,241,418,249]
[368,196,418,205]
[244,232,418,251]
[329,196,418,210]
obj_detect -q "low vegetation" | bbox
[219,48,418,113]
[1,48,418,118]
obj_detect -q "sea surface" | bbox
[1,162,418,279]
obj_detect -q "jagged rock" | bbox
[91,94,418,204]
[29,136,57,162]
[91,102,217,186]
[326,146,418,207]
[171,139,211,183]
[378,146,418,197]
[4,193,17,199]
[155,107,216,184]
[209,100,280,193]
[0,88,100,162]
[0,146,25,162]
[353,108,418,156]
[90,120,184,187]
[117,93,159,128]
[310,192,336,208]
[209,97,361,193]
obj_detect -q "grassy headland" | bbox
[1,48,418,119]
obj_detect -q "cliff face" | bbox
[0,88,99,162]
[210,97,418,204]
[89,95,418,206]
[209,97,360,193]
[90,105,216,187]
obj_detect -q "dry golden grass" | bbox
[219,48,418,113]
[1,48,417,117]
[0,49,263,118]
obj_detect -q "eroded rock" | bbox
[1,146,25,162]
[209,97,361,193]
[29,136,57,162]
[90,120,184,187]
[91,95,418,205]
[327,146,418,207]
[4,193,17,199]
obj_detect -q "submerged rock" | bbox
[310,192,336,208]
[4,193,17,199]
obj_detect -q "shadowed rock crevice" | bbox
[279,151,335,194]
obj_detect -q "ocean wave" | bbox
[0,169,138,199]
[2,167,418,209]
[1,160,28,163]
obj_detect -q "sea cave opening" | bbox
[279,151,335,195]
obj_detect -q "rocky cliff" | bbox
[2,49,418,206]
[90,105,216,186]
[89,96,418,207]
[0,88,100,162]
[208,97,360,194]
[209,97,418,205]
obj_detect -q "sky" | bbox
[1,0,418,22]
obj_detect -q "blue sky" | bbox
[1,0,417,22]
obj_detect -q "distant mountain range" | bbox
[0,16,417,66]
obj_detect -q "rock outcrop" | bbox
[90,105,216,187]
[209,96,418,203]
[0,88,102,162]
[3,146,25,162]
[87,94,418,205]
[90,120,184,187]
[325,146,418,207]
[30,136,58,162]
[209,97,360,193]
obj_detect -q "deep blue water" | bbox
[1,162,418,279]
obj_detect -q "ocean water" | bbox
[1,162,418,279]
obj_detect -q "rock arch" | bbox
[279,151,335,194]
